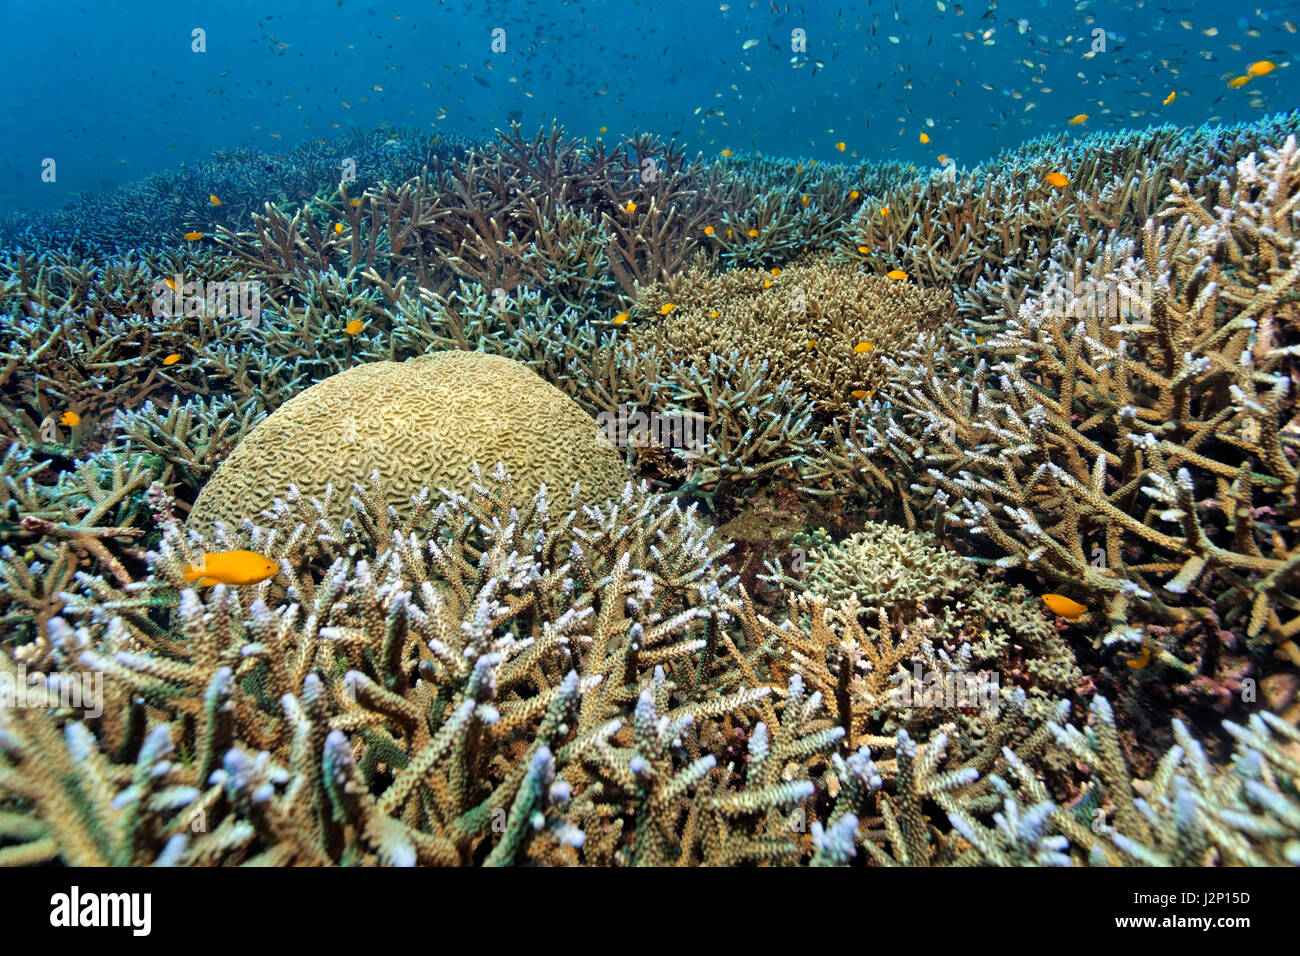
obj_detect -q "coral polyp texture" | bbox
[2,116,1300,867]
[186,350,630,535]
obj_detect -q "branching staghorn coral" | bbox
[0,470,845,865]
[843,112,1300,318]
[824,140,1300,701]
[0,447,157,644]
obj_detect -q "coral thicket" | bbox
[3,115,1300,867]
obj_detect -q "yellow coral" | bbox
[187,351,629,534]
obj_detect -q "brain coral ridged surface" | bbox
[187,350,629,534]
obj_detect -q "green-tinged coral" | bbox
[795,523,981,608]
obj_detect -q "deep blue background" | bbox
[2,0,1295,210]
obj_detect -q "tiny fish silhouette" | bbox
[184,551,279,587]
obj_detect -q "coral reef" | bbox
[4,116,1300,867]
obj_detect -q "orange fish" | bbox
[659,303,676,315]
[1227,76,1251,88]
[164,278,176,291]
[747,228,759,237]
[1041,594,1087,619]
[1163,91,1176,105]
[704,225,715,236]
[850,389,869,399]
[1126,646,1152,670]
[184,551,279,587]
[886,269,908,280]
[1045,172,1069,188]
[334,222,344,235]
[183,232,204,241]
[853,341,873,354]
[625,201,637,213]
[835,141,846,151]
[345,319,364,335]
[612,312,629,325]
[919,132,930,144]
[1067,113,1089,125]
[162,353,181,366]
[209,194,221,206]
[1247,60,1275,76]
[849,190,859,199]
[720,149,733,157]
[350,198,362,207]
[60,411,80,427]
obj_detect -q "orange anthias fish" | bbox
[1126,645,1152,670]
[1041,594,1087,619]
[1045,172,1069,189]
[184,551,279,587]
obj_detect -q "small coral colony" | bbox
[0,112,1298,867]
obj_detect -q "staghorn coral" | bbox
[819,138,1300,703]
[0,471,843,865]
[844,112,1300,319]
[187,350,630,536]
[0,129,472,251]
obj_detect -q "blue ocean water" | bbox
[2,0,1295,212]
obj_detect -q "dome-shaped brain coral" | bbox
[187,350,630,535]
